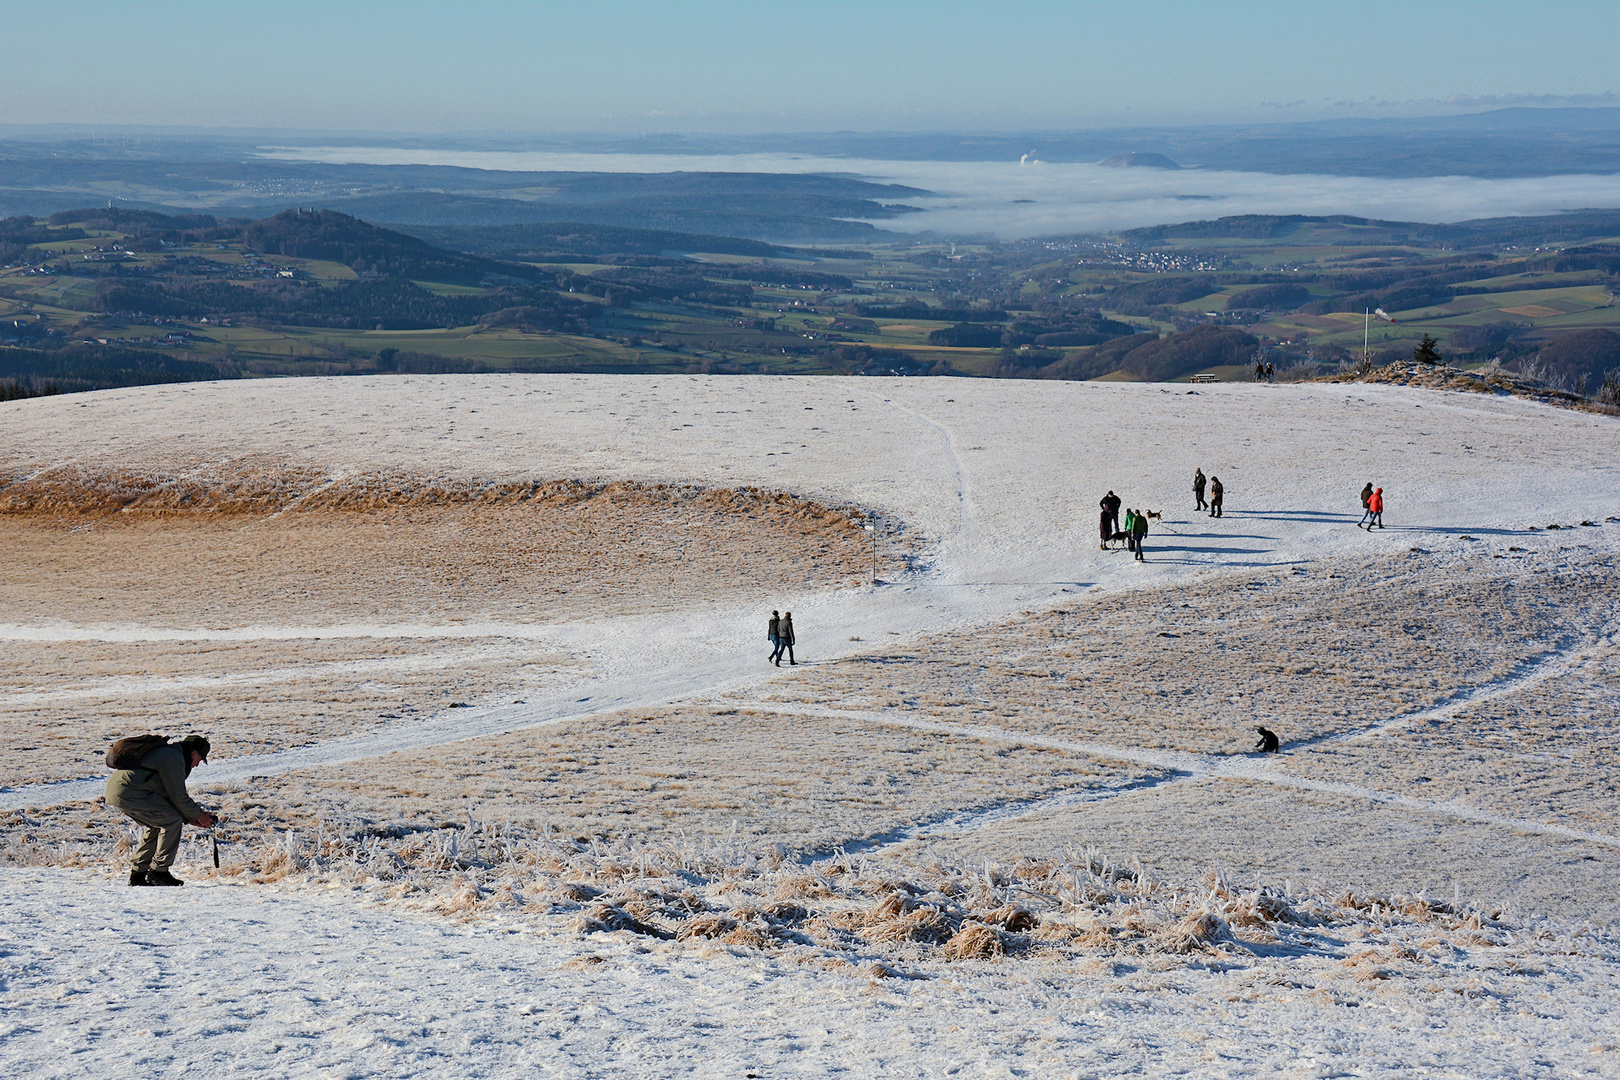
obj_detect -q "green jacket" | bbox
[1130,514,1148,537]
[105,743,206,823]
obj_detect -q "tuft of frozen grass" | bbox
[1163,910,1240,955]
[944,922,1005,961]
[2,819,1549,974]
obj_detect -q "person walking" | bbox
[768,610,782,663]
[1130,507,1149,561]
[776,611,797,665]
[1208,476,1224,517]
[1193,468,1207,511]
[1100,490,1121,541]
[1365,487,1384,530]
[104,734,217,887]
[1357,482,1374,527]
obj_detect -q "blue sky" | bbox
[4,1,1618,133]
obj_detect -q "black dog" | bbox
[1253,726,1280,753]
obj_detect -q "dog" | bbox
[1253,726,1280,753]
[1143,509,1162,522]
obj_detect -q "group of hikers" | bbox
[1253,359,1276,382]
[1096,490,1150,560]
[1193,468,1224,517]
[766,610,797,665]
[1099,468,1229,562]
[1358,482,1386,529]
[1102,469,1388,558]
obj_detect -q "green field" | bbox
[5,205,1619,392]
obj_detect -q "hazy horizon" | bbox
[3,2,1617,133]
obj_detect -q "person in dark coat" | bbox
[1208,477,1224,517]
[776,611,797,666]
[1130,508,1148,561]
[104,735,216,886]
[1098,508,1113,550]
[1100,491,1121,540]
[768,610,782,663]
[1254,726,1280,753]
[1358,482,1374,527]
[1193,468,1207,511]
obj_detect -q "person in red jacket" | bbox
[1365,487,1384,530]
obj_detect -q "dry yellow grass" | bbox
[944,922,1005,960]
[0,465,872,629]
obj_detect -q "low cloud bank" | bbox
[263,146,1620,239]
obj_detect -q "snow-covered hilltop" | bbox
[3,374,1619,1077]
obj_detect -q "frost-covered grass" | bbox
[0,814,1550,981]
[2,374,1618,1077]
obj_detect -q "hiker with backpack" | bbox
[104,734,217,887]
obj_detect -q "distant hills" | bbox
[400,222,785,260]
[308,172,925,240]
[1123,210,1620,249]
[1097,152,1181,170]
[241,209,550,284]
[0,145,931,242]
[1039,325,1258,382]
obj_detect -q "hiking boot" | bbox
[129,870,153,887]
[144,870,185,887]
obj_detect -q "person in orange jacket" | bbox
[1365,487,1384,530]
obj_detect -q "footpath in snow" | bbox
[3,374,1617,811]
[3,375,1620,1079]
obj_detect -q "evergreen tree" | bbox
[1413,334,1442,365]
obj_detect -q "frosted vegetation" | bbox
[2,373,1618,1076]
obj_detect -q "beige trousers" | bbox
[117,802,185,872]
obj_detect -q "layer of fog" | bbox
[263,145,1620,239]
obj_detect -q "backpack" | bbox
[106,734,170,771]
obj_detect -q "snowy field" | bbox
[3,374,1619,1078]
